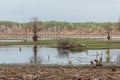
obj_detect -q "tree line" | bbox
[0,20,120,35]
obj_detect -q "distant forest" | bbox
[0,21,120,35]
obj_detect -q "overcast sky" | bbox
[0,0,120,22]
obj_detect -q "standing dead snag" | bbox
[32,17,38,42]
[30,17,43,42]
[117,17,120,32]
[107,27,111,41]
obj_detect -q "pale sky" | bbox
[0,0,120,22]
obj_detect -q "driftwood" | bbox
[58,40,86,49]
[57,39,87,52]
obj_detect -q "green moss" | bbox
[0,38,120,50]
[70,47,86,52]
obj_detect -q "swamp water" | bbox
[0,45,120,65]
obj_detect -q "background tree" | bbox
[12,23,19,39]
[107,22,112,41]
[117,17,120,32]
[30,17,43,42]
[107,27,111,41]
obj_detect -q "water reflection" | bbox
[90,51,103,66]
[0,45,120,65]
[33,45,37,63]
[47,54,49,62]
[117,55,120,64]
[57,49,69,58]
[19,47,21,52]
[106,49,110,63]
[30,45,43,64]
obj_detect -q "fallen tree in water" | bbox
[57,38,87,52]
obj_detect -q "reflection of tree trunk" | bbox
[57,49,69,58]
[33,45,37,63]
[117,55,120,64]
[106,49,110,63]
[30,45,43,64]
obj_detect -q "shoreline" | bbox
[0,34,120,40]
[0,38,120,49]
[0,64,120,80]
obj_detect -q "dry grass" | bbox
[0,65,120,80]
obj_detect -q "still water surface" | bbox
[0,45,120,65]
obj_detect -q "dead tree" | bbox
[30,17,43,42]
[107,27,111,41]
[32,18,38,42]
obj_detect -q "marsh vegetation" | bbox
[0,19,120,79]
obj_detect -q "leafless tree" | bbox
[30,17,43,42]
[105,22,111,41]
[117,17,120,32]
[107,27,111,41]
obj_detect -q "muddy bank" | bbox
[0,65,120,80]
